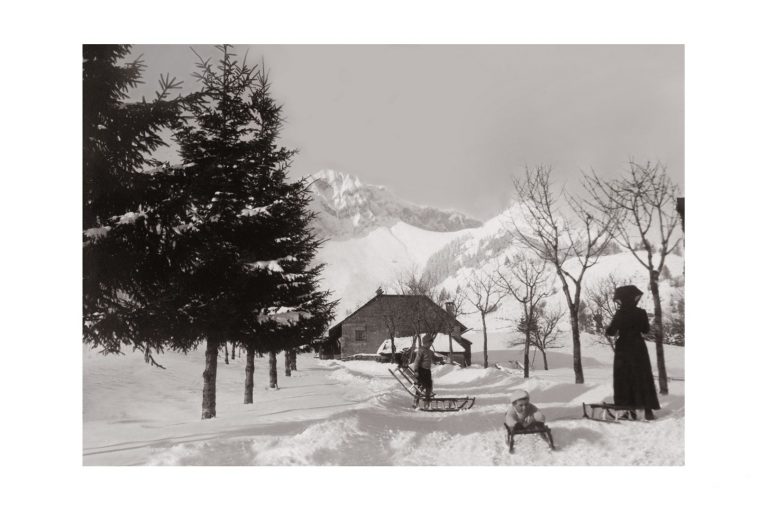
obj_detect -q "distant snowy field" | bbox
[83,339,684,465]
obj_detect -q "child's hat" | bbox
[509,389,529,403]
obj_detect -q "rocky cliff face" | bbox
[308,169,482,238]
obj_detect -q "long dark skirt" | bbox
[613,340,660,410]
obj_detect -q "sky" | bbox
[128,45,683,221]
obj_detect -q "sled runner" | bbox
[388,367,475,412]
[582,402,639,422]
[495,361,524,371]
[504,423,556,453]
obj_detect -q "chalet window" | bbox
[355,329,366,342]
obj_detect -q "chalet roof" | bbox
[328,294,468,339]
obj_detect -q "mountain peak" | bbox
[311,169,364,193]
[308,169,482,238]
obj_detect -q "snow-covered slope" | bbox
[307,171,684,341]
[309,169,482,238]
[316,221,471,315]
[83,342,684,465]
[436,214,684,349]
[445,244,684,350]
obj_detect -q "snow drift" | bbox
[83,340,684,466]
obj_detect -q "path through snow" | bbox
[83,345,684,465]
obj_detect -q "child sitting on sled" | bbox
[504,389,555,452]
[505,389,545,431]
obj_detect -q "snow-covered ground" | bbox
[83,339,684,465]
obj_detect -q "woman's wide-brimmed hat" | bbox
[613,284,644,302]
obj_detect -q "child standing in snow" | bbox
[505,389,545,431]
[411,333,435,408]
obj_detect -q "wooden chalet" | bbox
[327,293,469,362]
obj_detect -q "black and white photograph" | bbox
[8,1,768,510]
[82,43,685,466]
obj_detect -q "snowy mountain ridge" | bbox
[307,170,684,333]
[308,169,482,238]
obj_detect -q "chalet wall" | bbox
[339,300,401,355]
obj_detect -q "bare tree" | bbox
[512,165,618,384]
[496,255,554,377]
[390,269,431,355]
[444,285,468,364]
[585,273,623,352]
[466,269,507,368]
[381,291,409,363]
[390,267,459,352]
[585,160,682,394]
[531,304,565,370]
[393,265,439,298]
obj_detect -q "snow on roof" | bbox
[376,333,468,355]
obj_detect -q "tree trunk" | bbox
[231,341,236,360]
[290,349,297,371]
[448,334,454,365]
[523,307,531,378]
[409,336,418,363]
[269,351,278,389]
[244,344,255,404]
[542,350,549,371]
[481,313,488,369]
[284,350,292,377]
[650,271,669,395]
[523,331,531,378]
[569,307,584,384]
[224,342,229,365]
[201,337,219,419]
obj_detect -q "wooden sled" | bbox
[504,423,555,453]
[582,402,640,422]
[388,367,475,412]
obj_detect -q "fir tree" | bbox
[172,46,335,417]
[83,45,196,364]
[240,80,336,394]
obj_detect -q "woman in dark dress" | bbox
[606,285,660,420]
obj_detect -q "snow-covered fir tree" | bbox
[172,46,335,417]
[82,44,194,363]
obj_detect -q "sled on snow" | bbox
[582,402,640,422]
[504,423,556,453]
[494,361,524,373]
[388,366,475,412]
